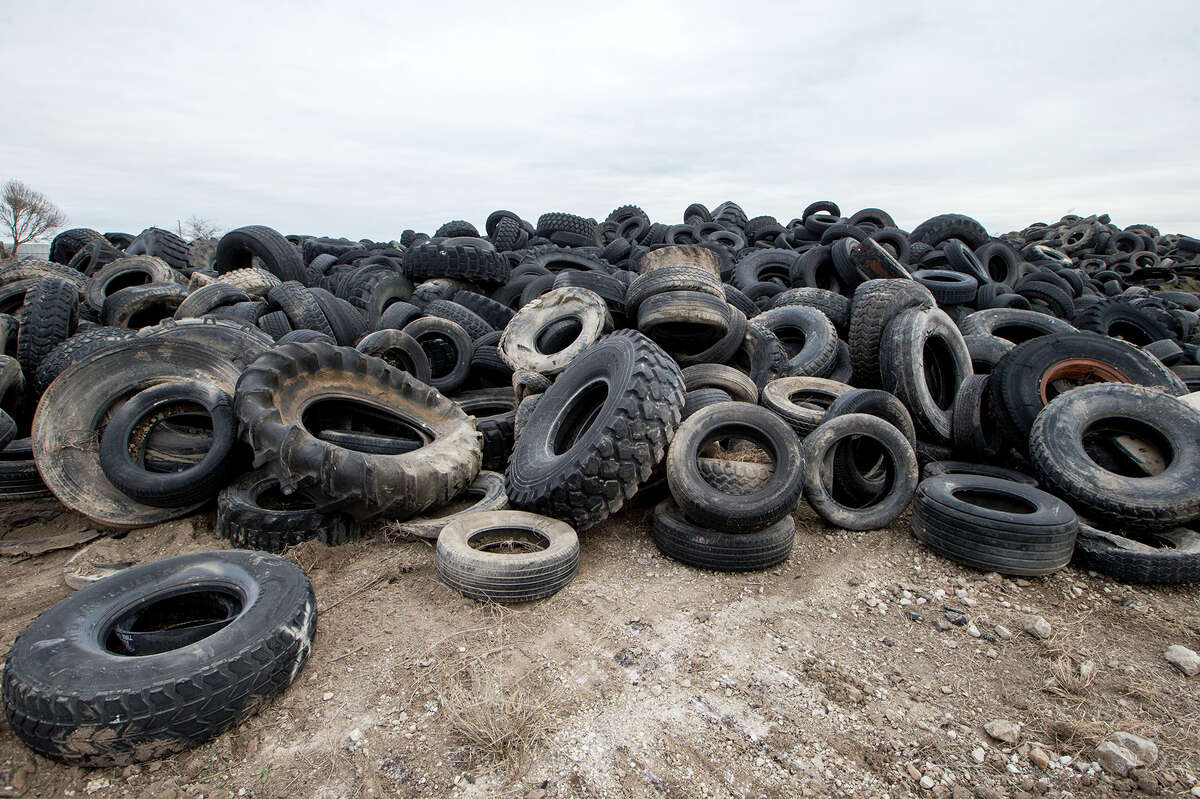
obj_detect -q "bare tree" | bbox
[0,180,66,258]
[182,215,222,241]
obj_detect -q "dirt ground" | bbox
[1,487,1198,799]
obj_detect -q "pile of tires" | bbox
[4,202,1200,768]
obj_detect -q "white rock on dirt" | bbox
[1019,615,1051,639]
[983,720,1021,745]
[1105,732,1158,767]
[1164,644,1200,676]
[971,747,986,764]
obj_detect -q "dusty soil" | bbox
[1,489,1198,799]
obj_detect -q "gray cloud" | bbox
[2,0,1198,239]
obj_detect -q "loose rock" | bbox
[1019,615,1051,639]
[1164,644,1200,676]
[984,719,1021,745]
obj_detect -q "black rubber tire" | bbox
[1072,523,1200,585]
[754,305,838,377]
[848,279,935,388]
[1016,280,1075,319]
[50,228,105,265]
[404,241,510,285]
[760,376,853,435]
[681,363,758,403]
[355,329,432,384]
[258,310,293,340]
[636,290,731,359]
[217,469,359,552]
[425,299,494,340]
[666,401,803,532]
[801,413,918,530]
[452,388,516,470]
[912,269,978,305]
[769,287,851,335]
[377,300,423,330]
[392,470,509,539]
[879,308,972,442]
[723,284,759,319]
[267,281,335,338]
[339,270,413,328]
[98,380,238,507]
[1029,383,1200,528]
[728,321,789,388]
[505,330,684,531]
[499,287,610,376]
[694,457,773,494]
[102,283,188,328]
[435,220,480,238]
[912,474,1078,576]
[0,409,14,451]
[68,239,123,276]
[908,213,990,249]
[136,317,273,372]
[626,265,724,315]
[221,267,281,296]
[922,460,1037,485]
[1,550,316,767]
[213,225,306,283]
[403,316,473,394]
[0,259,88,294]
[951,374,1002,461]
[16,277,78,378]
[436,510,578,602]
[974,241,1024,285]
[822,387,917,503]
[732,249,800,291]
[958,308,1077,343]
[0,438,50,499]
[536,213,598,247]
[652,499,794,572]
[963,334,1014,375]
[989,331,1184,450]
[1073,297,1173,345]
[175,282,253,319]
[34,326,139,394]
[682,388,731,419]
[235,342,481,520]
[86,256,178,312]
[452,290,515,330]
[125,227,191,272]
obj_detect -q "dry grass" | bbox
[441,678,557,780]
[1046,656,1097,697]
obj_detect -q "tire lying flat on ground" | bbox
[436,510,579,602]
[1,550,316,767]
[652,498,795,572]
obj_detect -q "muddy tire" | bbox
[667,402,803,532]
[0,439,50,499]
[1029,383,1200,528]
[760,376,853,435]
[652,499,794,572]
[392,470,509,540]
[499,287,610,376]
[878,308,972,442]
[402,316,473,395]
[217,469,359,552]
[16,277,78,378]
[1072,523,1200,585]
[101,283,188,328]
[801,413,918,530]
[86,256,178,312]
[436,510,579,602]
[911,474,1077,576]
[506,330,684,531]
[1,550,315,767]
[34,327,138,394]
[137,317,273,372]
[355,329,432,384]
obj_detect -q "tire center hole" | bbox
[1081,417,1173,477]
[550,379,609,456]
[468,527,550,554]
[535,316,583,354]
[104,586,243,657]
[302,398,432,450]
[951,487,1038,514]
[922,335,957,410]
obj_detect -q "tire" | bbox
[267,281,335,337]
[963,334,1014,374]
[0,439,50,499]
[425,299,494,340]
[16,277,78,378]
[1029,383,1200,528]
[221,267,282,296]
[377,300,423,330]
[1072,523,1200,585]
[235,342,481,520]
[951,374,1002,460]
[499,287,610,375]
[769,287,851,335]
[512,368,552,403]
[974,241,1024,285]
[98,381,238,507]
[694,457,773,493]
[68,239,123,276]
[86,255,178,312]
[822,388,917,445]
[136,317,273,372]
[822,387,918,503]
[452,290,515,330]
[175,282,252,319]
[340,270,413,328]
[452,388,516,470]
[436,510,579,602]
[912,269,978,305]
[636,290,731,359]
[848,279,935,388]
[403,316,473,394]
[958,308,1077,342]
[505,330,684,531]
[308,287,367,346]
[435,220,480,238]
[214,225,306,283]
[1,550,316,767]
[258,309,293,340]
[626,265,724,315]
[34,327,139,394]
[392,470,509,540]
[683,387,731,419]
[0,409,14,451]
[989,331,1184,450]
[101,283,188,328]
[728,321,789,388]
[1073,297,1173,345]
[911,474,1077,576]
[760,376,853,435]
[666,401,803,532]
[49,228,105,265]
[217,469,359,552]
[908,213,990,249]
[404,241,510,285]
[652,499,794,572]
[126,227,191,272]
[754,305,838,377]
[879,308,972,442]
[0,259,87,294]
[681,363,758,403]
[33,338,244,527]
[1016,280,1075,319]
[922,460,1037,485]
[732,249,800,291]
[355,329,432,384]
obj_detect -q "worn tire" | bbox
[214,226,306,283]
[436,510,579,602]
[1072,523,1200,585]
[652,499,794,572]
[761,376,853,435]
[217,469,359,552]
[848,279,935,388]
[499,287,610,376]
[878,308,972,442]
[391,470,509,540]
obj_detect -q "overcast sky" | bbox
[3,1,1199,241]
